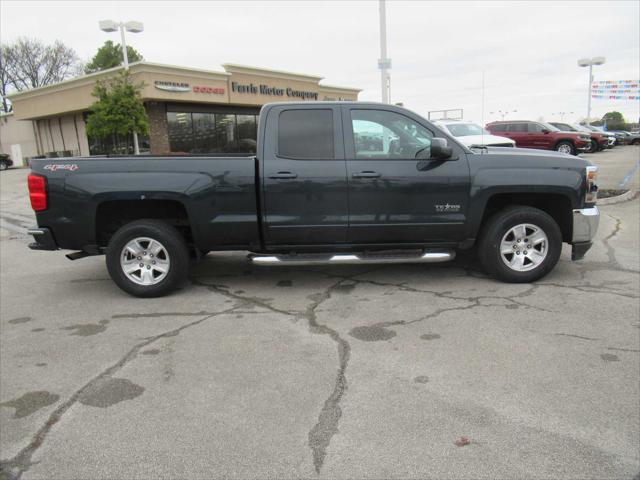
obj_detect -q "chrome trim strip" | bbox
[250,251,455,266]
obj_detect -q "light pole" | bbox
[490,109,517,120]
[99,19,144,154]
[378,0,391,104]
[578,56,605,126]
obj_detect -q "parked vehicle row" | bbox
[486,121,592,155]
[482,119,639,155]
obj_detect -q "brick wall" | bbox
[146,102,170,155]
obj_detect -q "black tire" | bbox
[106,219,189,297]
[0,161,7,171]
[477,206,562,283]
[555,140,576,155]
[588,139,598,153]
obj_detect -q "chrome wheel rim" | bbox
[500,223,548,272]
[120,237,170,286]
[557,143,572,154]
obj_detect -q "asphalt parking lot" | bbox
[1,146,639,480]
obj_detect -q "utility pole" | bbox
[378,0,391,104]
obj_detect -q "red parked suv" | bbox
[486,121,591,155]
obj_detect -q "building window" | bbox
[166,111,259,154]
[167,112,194,153]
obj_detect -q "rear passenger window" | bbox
[492,124,506,132]
[278,109,334,159]
[508,123,527,132]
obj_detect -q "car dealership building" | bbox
[1,62,360,164]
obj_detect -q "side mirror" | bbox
[429,138,453,160]
[541,128,550,134]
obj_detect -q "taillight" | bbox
[585,166,598,204]
[28,174,48,211]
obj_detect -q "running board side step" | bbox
[249,250,455,266]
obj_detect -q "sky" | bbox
[1,0,639,125]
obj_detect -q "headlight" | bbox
[586,166,598,204]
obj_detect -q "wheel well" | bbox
[555,139,574,148]
[96,200,193,247]
[481,193,573,242]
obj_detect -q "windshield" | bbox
[445,123,488,137]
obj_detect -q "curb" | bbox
[597,189,638,205]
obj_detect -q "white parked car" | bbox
[436,120,516,148]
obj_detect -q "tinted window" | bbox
[527,123,544,133]
[278,109,334,159]
[167,112,194,153]
[490,123,506,132]
[237,115,257,153]
[192,113,216,153]
[351,109,433,159]
[508,123,527,133]
[215,114,236,152]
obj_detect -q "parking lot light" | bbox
[99,19,144,154]
[578,57,605,126]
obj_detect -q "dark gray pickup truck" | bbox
[27,102,600,297]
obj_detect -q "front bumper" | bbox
[571,206,599,260]
[27,227,58,251]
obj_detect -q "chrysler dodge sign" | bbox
[154,80,190,92]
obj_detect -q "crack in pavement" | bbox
[111,311,222,319]
[190,274,354,474]
[0,305,241,480]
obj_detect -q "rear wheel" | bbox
[106,219,189,297]
[587,139,598,153]
[478,206,562,283]
[0,161,8,171]
[555,141,575,155]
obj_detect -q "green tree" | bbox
[85,71,149,153]
[602,111,626,130]
[84,40,143,74]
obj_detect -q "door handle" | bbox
[269,172,298,179]
[352,171,381,179]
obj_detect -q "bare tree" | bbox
[2,37,80,94]
[0,45,12,113]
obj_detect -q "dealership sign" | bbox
[231,81,318,100]
[154,80,190,93]
[193,85,225,94]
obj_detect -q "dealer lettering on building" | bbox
[3,62,359,162]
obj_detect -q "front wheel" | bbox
[478,206,562,283]
[587,140,599,153]
[106,220,190,297]
[0,161,8,171]
[555,141,576,155]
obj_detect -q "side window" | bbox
[508,123,527,133]
[278,109,334,159]
[491,124,506,132]
[351,109,433,159]
[527,123,544,133]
